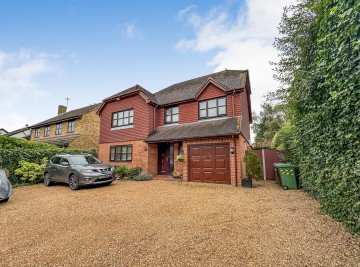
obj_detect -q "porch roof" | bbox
[34,134,80,147]
[145,117,241,143]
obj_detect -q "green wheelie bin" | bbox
[277,163,299,190]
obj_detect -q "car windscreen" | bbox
[70,155,101,165]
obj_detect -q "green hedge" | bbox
[0,148,97,185]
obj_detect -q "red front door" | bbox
[158,143,171,174]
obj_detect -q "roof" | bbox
[34,134,80,147]
[103,84,157,103]
[100,70,248,109]
[31,103,101,128]
[4,127,30,136]
[145,117,241,142]
[154,70,247,105]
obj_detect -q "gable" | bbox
[197,82,227,101]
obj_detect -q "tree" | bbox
[252,102,285,148]
[272,0,360,233]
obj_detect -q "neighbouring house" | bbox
[0,128,8,135]
[97,69,252,186]
[4,126,31,140]
[30,103,101,149]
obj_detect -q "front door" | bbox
[158,143,171,174]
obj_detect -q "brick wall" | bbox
[68,110,100,149]
[98,140,158,176]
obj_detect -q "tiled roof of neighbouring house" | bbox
[145,117,241,142]
[4,127,30,136]
[31,103,101,128]
[154,70,247,105]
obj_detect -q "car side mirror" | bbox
[61,162,69,166]
[99,160,103,163]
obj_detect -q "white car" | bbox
[0,170,13,203]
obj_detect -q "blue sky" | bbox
[0,0,295,132]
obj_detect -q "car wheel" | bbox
[44,172,53,186]
[69,174,80,190]
[105,181,113,186]
[3,198,9,203]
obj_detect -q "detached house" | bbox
[98,70,252,186]
[30,103,101,149]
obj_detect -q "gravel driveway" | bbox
[1,180,359,267]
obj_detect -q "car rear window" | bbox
[70,156,101,165]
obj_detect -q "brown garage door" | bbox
[188,143,230,184]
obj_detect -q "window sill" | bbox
[111,125,134,131]
[163,123,179,127]
[199,116,228,122]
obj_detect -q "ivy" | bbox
[273,0,360,233]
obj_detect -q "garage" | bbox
[188,143,231,184]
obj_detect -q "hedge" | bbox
[0,148,97,185]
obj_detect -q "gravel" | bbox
[1,180,359,267]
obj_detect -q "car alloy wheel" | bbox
[69,174,79,190]
[44,172,52,186]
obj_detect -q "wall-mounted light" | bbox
[230,147,235,154]
[143,146,147,151]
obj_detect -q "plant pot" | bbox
[241,177,252,188]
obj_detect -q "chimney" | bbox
[58,105,67,115]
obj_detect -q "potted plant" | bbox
[242,151,263,188]
[176,154,185,162]
[172,170,182,179]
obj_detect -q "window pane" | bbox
[123,117,129,125]
[113,113,118,120]
[123,110,129,117]
[122,146,127,153]
[110,148,115,160]
[129,110,133,116]
[200,109,207,117]
[166,108,171,115]
[126,153,132,161]
[119,118,123,126]
[113,119,117,126]
[208,99,217,108]
[199,101,206,109]
[172,114,179,122]
[166,115,171,122]
[121,154,126,161]
[218,97,226,106]
[127,146,132,153]
[172,107,179,114]
[208,108,217,117]
[129,117,133,124]
[218,106,226,115]
[118,112,123,118]
[116,147,121,153]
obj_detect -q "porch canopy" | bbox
[145,117,241,143]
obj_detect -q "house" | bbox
[30,103,101,149]
[0,128,8,135]
[97,70,252,186]
[4,126,31,140]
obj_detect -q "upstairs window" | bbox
[44,126,50,137]
[68,120,75,133]
[112,109,134,128]
[34,128,40,138]
[165,106,179,124]
[55,123,62,135]
[199,97,226,119]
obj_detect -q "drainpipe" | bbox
[232,135,238,187]
[262,148,267,180]
[153,105,158,131]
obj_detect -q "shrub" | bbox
[115,165,128,180]
[127,167,142,179]
[15,158,47,183]
[0,136,57,149]
[132,172,152,181]
[244,151,263,180]
[176,154,185,162]
[172,170,181,178]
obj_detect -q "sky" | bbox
[0,0,296,133]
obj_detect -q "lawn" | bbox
[1,180,359,267]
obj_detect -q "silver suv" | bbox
[44,154,115,190]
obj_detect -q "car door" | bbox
[58,157,71,183]
[48,156,61,181]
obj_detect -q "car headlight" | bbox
[80,169,94,173]
[111,167,115,172]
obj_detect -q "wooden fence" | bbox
[253,149,284,180]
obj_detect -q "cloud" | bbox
[177,5,197,20]
[122,22,141,39]
[0,49,58,130]
[175,0,297,117]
